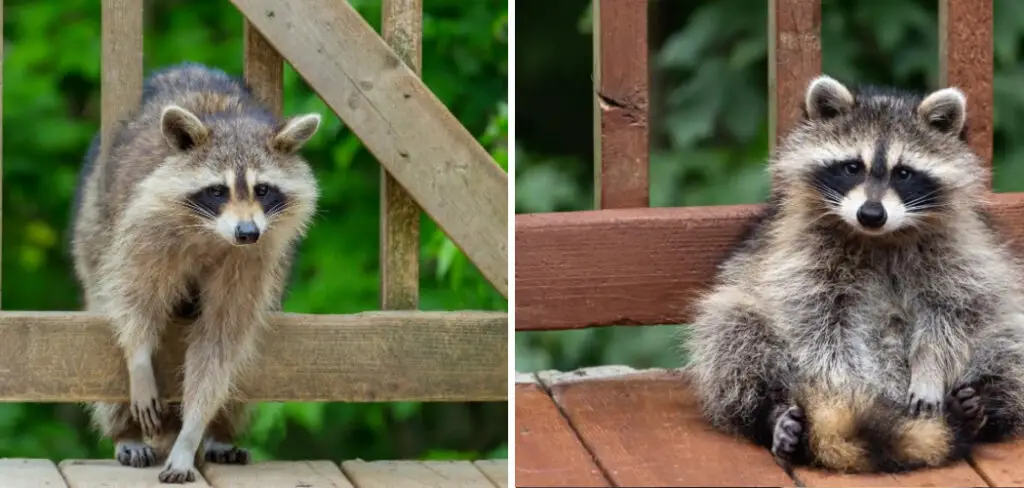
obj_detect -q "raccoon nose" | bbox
[856,202,887,229]
[234,221,260,244]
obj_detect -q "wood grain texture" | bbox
[230,0,508,298]
[202,461,354,488]
[515,382,610,487]
[940,0,993,179]
[593,0,649,209]
[797,461,986,487]
[971,439,1024,486]
[243,20,283,117]
[0,311,507,402]
[472,460,507,488]
[541,367,793,487]
[0,459,68,488]
[100,0,143,196]
[380,0,423,311]
[515,192,1024,330]
[340,460,494,488]
[59,460,212,487]
[768,0,820,151]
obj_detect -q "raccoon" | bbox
[70,62,320,483]
[681,75,1024,476]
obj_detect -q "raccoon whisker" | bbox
[178,200,218,220]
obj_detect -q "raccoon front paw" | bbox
[771,405,805,463]
[115,441,158,468]
[907,383,944,417]
[157,461,199,484]
[130,394,165,438]
[946,384,987,436]
[204,441,251,465]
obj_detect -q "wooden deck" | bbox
[0,458,507,487]
[515,366,1024,487]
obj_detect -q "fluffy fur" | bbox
[70,62,320,483]
[682,75,1024,475]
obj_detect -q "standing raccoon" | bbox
[682,75,1024,475]
[71,62,320,483]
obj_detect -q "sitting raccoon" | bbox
[682,75,1024,475]
[71,62,321,483]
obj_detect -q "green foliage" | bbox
[515,0,1024,372]
[1,0,506,462]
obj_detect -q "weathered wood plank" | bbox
[0,1,4,306]
[230,0,508,297]
[0,311,507,402]
[0,459,68,487]
[940,0,993,179]
[100,0,143,195]
[472,460,507,488]
[203,461,354,488]
[971,439,1024,486]
[340,460,493,487]
[380,0,423,310]
[797,461,986,486]
[59,460,211,487]
[768,0,820,152]
[593,0,649,209]
[243,20,283,117]
[539,366,793,486]
[515,192,1024,330]
[514,379,611,487]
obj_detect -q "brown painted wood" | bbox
[202,461,354,487]
[0,459,68,488]
[593,0,649,209]
[541,367,794,487]
[380,0,423,311]
[768,0,820,152]
[971,439,1024,486]
[243,20,283,117]
[60,460,212,487]
[797,461,986,487]
[940,0,993,177]
[340,460,494,487]
[230,0,508,297]
[0,310,507,402]
[514,380,611,487]
[515,192,1024,330]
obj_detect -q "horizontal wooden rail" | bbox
[515,192,1024,331]
[230,0,508,298]
[0,311,507,402]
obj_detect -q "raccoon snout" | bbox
[856,202,887,229]
[234,221,260,244]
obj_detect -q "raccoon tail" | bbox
[796,388,973,473]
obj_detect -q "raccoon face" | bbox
[773,75,981,236]
[160,104,321,246]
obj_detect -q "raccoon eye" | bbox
[895,168,913,180]
[843,162,862,175]
[206,185,228,198]
[254,183,269,197]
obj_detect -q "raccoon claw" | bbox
[204,444,251,465]
[158,462,198,484]
[115,441,158,468]
[130,396,164,438]
[946,385,987,435]
[907,391,943,417]
[772,405,805,462]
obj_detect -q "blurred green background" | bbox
[1,0,507,462]
[515,0,1024,373]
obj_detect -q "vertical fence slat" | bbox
[0,0,4,308]
[100,0,143,193]
[380,0,422,310]
[768,0,821,152]
[939,0,993,185]
[244,21,283,117]
[593,0,649,209]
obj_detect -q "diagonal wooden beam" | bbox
[229,0,508,297]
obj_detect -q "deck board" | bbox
[514,374,611,487]
[58,459,212,487]
[970,439,1024,486]
[340,460,494,487]
[0,458,68,487]
[539,366,794,487]
[472,459,508,488]
[202,460,354,487]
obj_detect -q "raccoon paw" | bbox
[204,441,251,465]
[946,384,987,436]
[158,461,199,484]
[115,441,158,468]
[771,405,805,463]
[907,383,944,417]
[130,395,165,438]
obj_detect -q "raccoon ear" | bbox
[272,114,321,154]
[160,105,209,151]
[917,87,967,135]
[804,75,854,120]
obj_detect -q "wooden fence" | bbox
[515,0,1003,333]
[0,0,508,404]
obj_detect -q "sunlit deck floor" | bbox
[516,366,1024,487]
[0,458,507,487]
